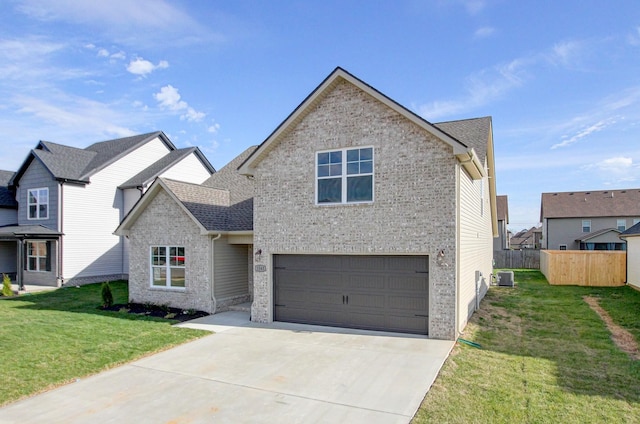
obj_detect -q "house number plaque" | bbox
[255,265,267,272]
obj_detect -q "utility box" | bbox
[497,270,515,287]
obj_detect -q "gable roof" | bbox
[118,147,216,189]
[434,117,492,164]
[0,170,17,209]
[495,195,509,223]
[10,131,174,186]
[238,67,476,176]
[576,228,621,242]
[620,221,640,238]
[116,146,257,236]
[540,189,640,220]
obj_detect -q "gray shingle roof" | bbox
[0,170,17,208]
[620,221,640,237]
[119,147,200,189]
[541,189,640,220]
[159,146,257,232]
[0,224,62,238]
[434,117,491,161]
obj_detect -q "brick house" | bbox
[118,67,497,340]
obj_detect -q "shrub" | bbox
[1,274,12,297]
[101,282,114,308]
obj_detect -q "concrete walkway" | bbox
[0,311,454,424]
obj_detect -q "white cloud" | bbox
[126,57,169,77]
[97,48,109,57]
[154,85,205,122]
[474,26,495,39]
[552,118,616,149]
[110,51,126,60]
[208,123,221,134]
[596,156,632,171]
[628,26,640,46]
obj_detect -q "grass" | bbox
[0,281,208,406]
[414,270,640,424]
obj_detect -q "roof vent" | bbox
[569,193,574,195]
[585,192,591,195]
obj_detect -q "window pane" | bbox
[29,191,37,203]
[170,268,185,287]
[347,175,373,202]
[360,160,373,174]
[39,204,47,218]
[170,247,185,266]
[329,164,342,176]
[359,148,372,161]
[28,258,37,271]
[36,242,47,255]
[39,189,48,203]
[317,164,330,177]
[152,267,166,286]
[38,258,47,271]
[318,152,330,165]
[329,151,342,164]
[347,149,359,162]
[318,178,341,203]
[29,205,37,219]
[347,162,359,175]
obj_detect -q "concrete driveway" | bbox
[0,311,454,424]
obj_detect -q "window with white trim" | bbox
[582,220,591,233]
[26,241,49,272]
[617,219,626,232]
[559,244,567,250]
[316,147,373,204]
[150,246,185,288]
[27,188,48,220]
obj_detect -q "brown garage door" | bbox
[274,255,429,335]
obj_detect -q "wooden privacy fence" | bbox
[493,249,540,269]
[540,250,626,287]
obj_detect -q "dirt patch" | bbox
[583,296,640,360]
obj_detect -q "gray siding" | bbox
[545,217,639,249]
[0,208,17,226]
[16,160,58,230]
[251,80,459,340]
[213,238,250,300]
[23,240,58,286]
[0,241,16,275]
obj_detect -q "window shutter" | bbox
[46,241,52,272]
[23,242,28,271]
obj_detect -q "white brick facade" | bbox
[250,80,460,339]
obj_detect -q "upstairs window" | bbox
[28,188,48,220]
[582,220,591,233]
[317,147,373,204]
[617,219,626,232]
[151,246,186,288]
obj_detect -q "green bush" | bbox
[101,282,114,308]
[1,274,12,297]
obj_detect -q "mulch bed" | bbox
[101,303,209,322]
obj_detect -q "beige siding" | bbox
[457,166,493,333]
[62,137,170,281]
[159,153,212,185]
[627,237,640,290]
[213,237,250,300]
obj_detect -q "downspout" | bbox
[210,233,222,314]
[58,182,64,286]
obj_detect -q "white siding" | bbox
[457,166,493,333]
[62,137,171,280]
[160,154,211,185]
[627,237,640,290]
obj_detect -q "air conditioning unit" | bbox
[497,270,515,287]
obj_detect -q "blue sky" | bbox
[1,0,639,230]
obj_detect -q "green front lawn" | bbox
[0,282,208,406]
[415,270,640,423]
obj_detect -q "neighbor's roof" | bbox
[0,170,17,208]
[495,195,509,223]
[575,228,621,242]
[118,147,215,189]
[0,224,63,239]
[620,221,640,238]
[540,189,640,220]
[11,132,176,185]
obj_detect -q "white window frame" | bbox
[617,219,626,232]
[316,146,374,205]
[582,219,591,233]
[26,240,47,272]
[150,246,186,289]
[559,244,567,250]
[27,188,48,220]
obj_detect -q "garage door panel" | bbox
[274,254,429,335]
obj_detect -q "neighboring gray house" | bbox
[540,189,640,250]
[238,67,497,340]
[0,170,19,278]
[619,222,640,291]
[494,195,510,251]
[115,147,256,313]
[3,132,215,287]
